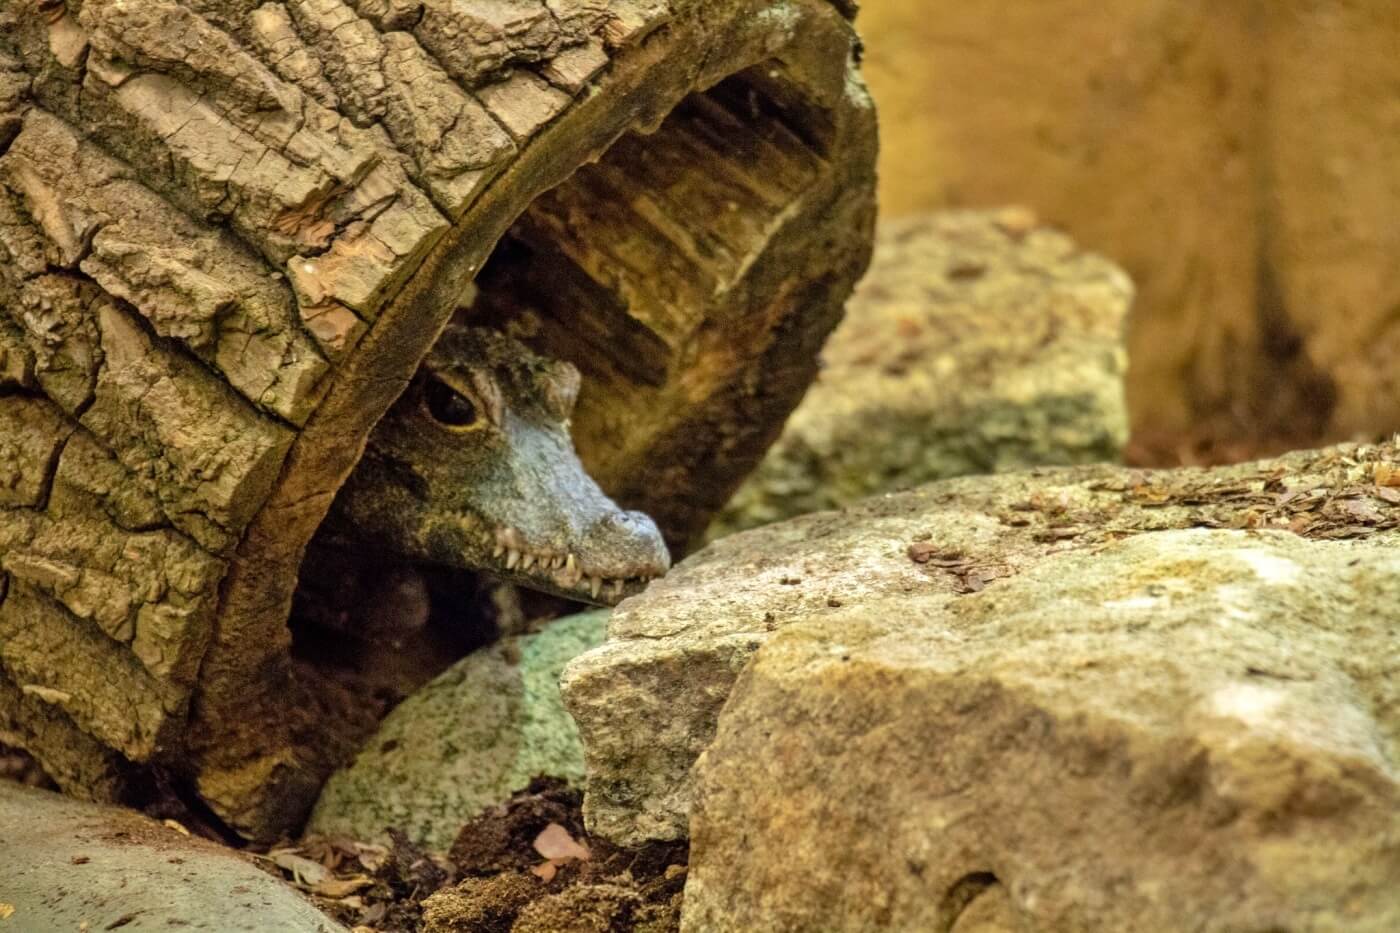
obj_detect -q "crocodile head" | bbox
[327,325,670,606]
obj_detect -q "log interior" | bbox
[473,65,830,390]
[469,65,841,542]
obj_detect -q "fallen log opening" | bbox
[0,0,876,839]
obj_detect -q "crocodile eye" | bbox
[423,375,479,429]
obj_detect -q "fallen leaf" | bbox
[959,572,986,594]
[533,822,590,862]
[907,542,941,564]
[1338,497,1385,524]
[268,850,330,886]
[0,902,14,920]
[297,836,344,871]
[1375,462,1400,486]
[162,819,190,837]
[312,875,374,898]
[353,843,390,873]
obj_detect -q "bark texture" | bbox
[0,0,877,839]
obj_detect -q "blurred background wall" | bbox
[857,0,1400,463]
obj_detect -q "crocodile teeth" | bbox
[609,579,624,600]
[492,545,505,559]
[506,549,521,571]
[522,553,536,571]
[589,576,602,600]
[554,556,566,570]
[558,553,580,586]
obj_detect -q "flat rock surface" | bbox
[712,209,1129,536]
[684,528,1400,931]
[562,440,1400,847]
[0,783,343,932]
[308,611,608,851]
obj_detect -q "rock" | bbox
[308,611,608,851]
[0,782,344,932]
[561,440,1400,847]
[712,210,1130,536]
[683,529,1400,931]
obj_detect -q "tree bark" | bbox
[0,0,876,839]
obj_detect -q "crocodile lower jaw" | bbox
[489,526,665,605]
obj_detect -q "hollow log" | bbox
[0,0,877,838]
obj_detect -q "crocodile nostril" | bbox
[595,511,646,532]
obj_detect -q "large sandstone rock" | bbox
[562,440,1400,847]
[712,209,1129,536]
[683,529,1400,931]
[859,0,1400,454]
[0,783,344,932]
[308,611,607,851]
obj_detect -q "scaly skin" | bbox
[324,326,670,606]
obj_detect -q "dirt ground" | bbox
[257,778,686,933]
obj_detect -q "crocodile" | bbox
[321,324,671,606]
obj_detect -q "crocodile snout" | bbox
[582,509,672,582]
